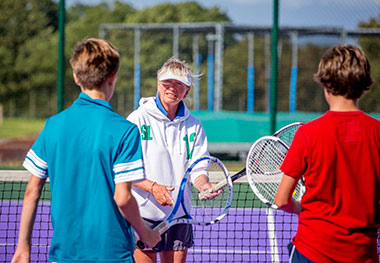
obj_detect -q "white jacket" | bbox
[127,97,209,220]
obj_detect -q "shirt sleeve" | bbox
[113,124,145,184]
[280,126,307,181]
[189,123,210,184]
[23,121,49,179]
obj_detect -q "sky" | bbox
[65,0,380,30]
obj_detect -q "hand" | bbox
[140,228,161,249]
[200,183,223,200]
[11,245,30,263]
[151,183,175,206]
[194,174,223,200]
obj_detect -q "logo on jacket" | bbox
[141,125,153,140]
[183,132,195,160]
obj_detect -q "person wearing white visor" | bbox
[127,57,213,263]
[158,67,192,87]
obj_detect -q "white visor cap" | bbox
[158,70,192,87]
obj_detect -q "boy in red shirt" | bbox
[275,44,380,262]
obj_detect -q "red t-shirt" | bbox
[281,111,380,263]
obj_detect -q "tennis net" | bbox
[1,170,379,262]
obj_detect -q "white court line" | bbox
[0,170,50,182]
[189,248,268,254]
[191,207,283,259]
[266,208,280,262]
[0,243,49,247]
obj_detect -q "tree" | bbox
[64,2,136,108]
[105,1,231,113]
[13,28,58,117]
[6,1,136,116]
[0,0,58,100]
[358,17,380,112]
[6,1,231,116]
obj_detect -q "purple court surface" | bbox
[1,202,380,262]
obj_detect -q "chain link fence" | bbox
[101,25,380,116]
[1,1,379,118]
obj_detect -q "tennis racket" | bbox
[198,167,246,200]
[246,135,305,209]
[137,156,233,249]
[273,122,303,147]
[198,122,303,200]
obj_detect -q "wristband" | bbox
[150,181,157,193]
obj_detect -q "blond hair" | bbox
[157,57,200,86]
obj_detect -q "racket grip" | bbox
[198,189,211,200]
[136,221,169,249]
[155,221,170,234]
[198,180,226,200]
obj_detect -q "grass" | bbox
[0,118,45,139]
[223,160,245,171]
[0,117,244,170]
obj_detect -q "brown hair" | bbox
[313,44,373,99]
[70,38,120,90]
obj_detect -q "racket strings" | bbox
[273,123,305,201]
[247,138,304,207]
[190,159,232,224]
[274,123,302,147]
[247,139,287,205]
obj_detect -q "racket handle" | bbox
[155,220,170,234]
[198,189,211,200]
[231,168,246,182]
[136,221,170,250]
[198,180,226,200]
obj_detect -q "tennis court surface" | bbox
[1,171,380,262]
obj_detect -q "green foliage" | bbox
[0,0,58,99]
[14,28,58,90]
[223,38,250,111]
[358,17,380,112]
[0,0,57,51]
[0,0,379,117]
[127,2,229,24]
[63,2,137,108]
[106,1,231,113]
[296,44,329,112]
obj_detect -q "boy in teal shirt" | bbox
[12,38,160,263]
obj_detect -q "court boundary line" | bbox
[267,208,280,262]
[0,243,50,247]
[189,248,268,254]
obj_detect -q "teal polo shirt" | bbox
[23,92,144,263]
